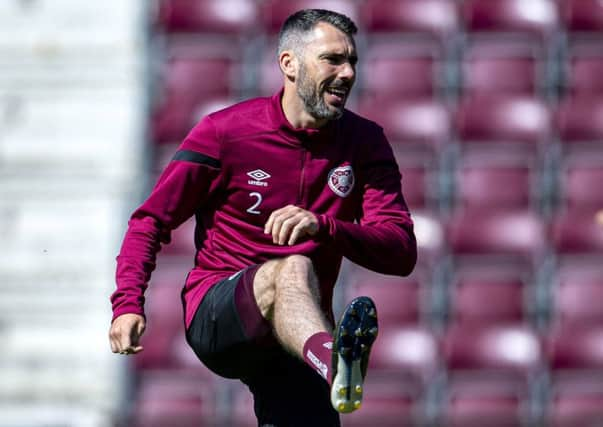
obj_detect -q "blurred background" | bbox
[1,0,603,426]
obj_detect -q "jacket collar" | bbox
[270,88,339,144]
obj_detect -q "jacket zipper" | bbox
[298,147,307,206]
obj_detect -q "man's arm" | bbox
[108,117,222,353]
[318,129,417,276]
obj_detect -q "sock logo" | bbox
[306,349,328,379]
[323,342,333,350]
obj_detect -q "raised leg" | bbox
[253,255,331,357]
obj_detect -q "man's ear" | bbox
[279,50,298,80]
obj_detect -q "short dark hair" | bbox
[277,9,358,56]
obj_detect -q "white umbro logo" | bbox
[247,169,271,187]
[307,350,328,380]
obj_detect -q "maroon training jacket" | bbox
[111,90,417,328]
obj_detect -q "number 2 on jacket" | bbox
[247,192,262,215]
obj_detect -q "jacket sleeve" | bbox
[317,128,417,276]
[109,116,223,321]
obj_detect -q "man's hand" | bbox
[264,205,319,246]
[109,313,146,355]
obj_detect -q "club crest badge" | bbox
[328,165,355,198]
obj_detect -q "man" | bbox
[109,9,416,426]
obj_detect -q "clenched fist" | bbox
[109,313,145,355]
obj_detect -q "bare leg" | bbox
[253,255,331,357]
[252,255,378,414]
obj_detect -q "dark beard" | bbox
[296,63,344,121]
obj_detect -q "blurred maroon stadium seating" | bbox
[343,325,440,427]
[556,95,603,150]
[151,43,240,143]
[399,163,431,211]
[163,55,237,98]
[134,281,183,370]
[547,321,603,366]
[156,0,259,34]
[369,325,440,383]
[546,323,603,424]
[132,371,218,427]
[357,97,451,155]
[559,0,603,32]
[551,208,603,255]
[257,38,283,97]
[461,41,543,96]
[440,324,543,426]
[360,41,442,99]
[440,388,526,427]
[360,0,460,41]
[231,385,256,426]
[410,210,447,268]
[461,0,559,38]
[445,208,547,294]
[448,276,528,325]
[454,155,534,210]
[447,209,547,259]
[565,46,603,95]
[340,391,419,427]
[559,157,603,210]
[456,94,552,150]
[444,324,542,375]
[346,274,423,325]
[548,388,603,427]
[552,270,603,326]
[261,0,359,34]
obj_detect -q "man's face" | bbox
[295,22,357,121]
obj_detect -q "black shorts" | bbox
[185,266,340,427]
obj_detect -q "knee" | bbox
[254,256,318,318]
[276,255,318,294]
[279,255,314,279]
